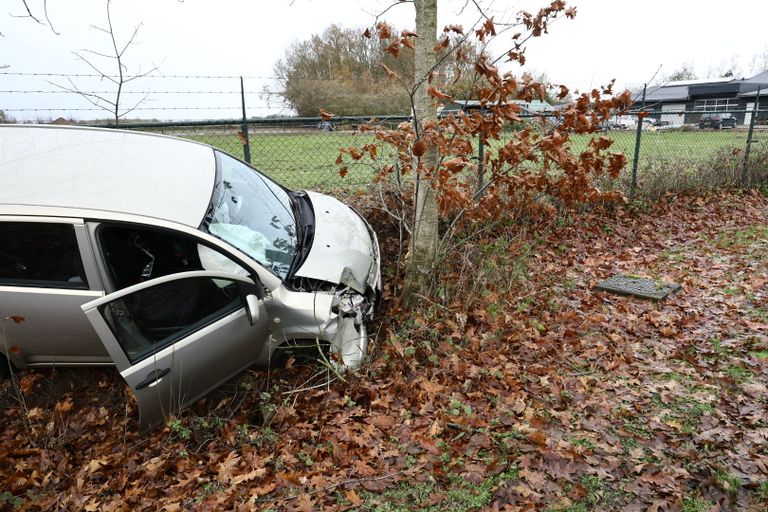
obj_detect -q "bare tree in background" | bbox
[749,47,768,76]
[50,0,159,125]
[705,56,742,80]
[661,64,698,83]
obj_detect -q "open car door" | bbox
[81,270,269,431]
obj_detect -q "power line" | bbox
[0,90,280,94]
[0,72,281,79]
[2,106,283,112]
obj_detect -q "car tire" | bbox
[0,354,11,380]
[272,339,329,368]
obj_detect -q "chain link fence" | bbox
[104,116,408,189]
[97,110,767,195]
[601,108,768,198]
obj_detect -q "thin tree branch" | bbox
[470,0,490,20]
[488,12,568,68]
[377,184,411,235]
[366,0,415,25]
[117,91,151,118]
[71,52,120,85]
[49,78,116,113]
[468,0,517,26]
[91,24,111,34]
[80,49,120,60]
[12,0,43,24]
[118,25,142,57]
[122,62,161,83]
[43,0,58,34]
[7,0,59,34]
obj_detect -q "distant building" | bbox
[637,70,768,126]
[441,99,554,116]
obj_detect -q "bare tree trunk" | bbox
[404,0,440,303]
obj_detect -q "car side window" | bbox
[98,225,248,290]
[100,276,244,363]
[0,222,88,289]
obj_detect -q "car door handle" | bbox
[135,368,171,390]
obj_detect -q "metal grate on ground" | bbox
[595,275,682,301]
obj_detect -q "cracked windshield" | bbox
[205,151,298,279]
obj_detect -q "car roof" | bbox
[0,125,216,227]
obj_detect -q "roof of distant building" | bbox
[639,71,768,103]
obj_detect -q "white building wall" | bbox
[660,103,686,126]
[745,102,754,126]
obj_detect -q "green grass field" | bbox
[570,129,748,162]
[177,130,379,188]
[487,129,749,166]
[150,126,754,190]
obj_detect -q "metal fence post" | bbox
[742,86,761,186]
[240,76,251,163]
[630,83,646,200]
[477,133,485,193]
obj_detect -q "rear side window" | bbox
[0,222,88,289]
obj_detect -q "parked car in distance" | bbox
[698,113,737,129]
[622,118,658,130]
[599,120,627,131]
[317,120,335,131]
[0,125,381,431]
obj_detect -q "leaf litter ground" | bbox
[1,191,767,511]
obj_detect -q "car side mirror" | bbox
[245,294,260,326]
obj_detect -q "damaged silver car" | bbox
[0,125,380,430]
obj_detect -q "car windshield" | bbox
[202,151,298,279]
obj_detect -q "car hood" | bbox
[292,191,378,293]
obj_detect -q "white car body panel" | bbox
[0,125,215,227]
[294,191,377,292]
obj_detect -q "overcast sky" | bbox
[2,0,767,121]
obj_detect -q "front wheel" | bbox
[0,354,11,380]
[336,317,368,369]
[272,339,330,368]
